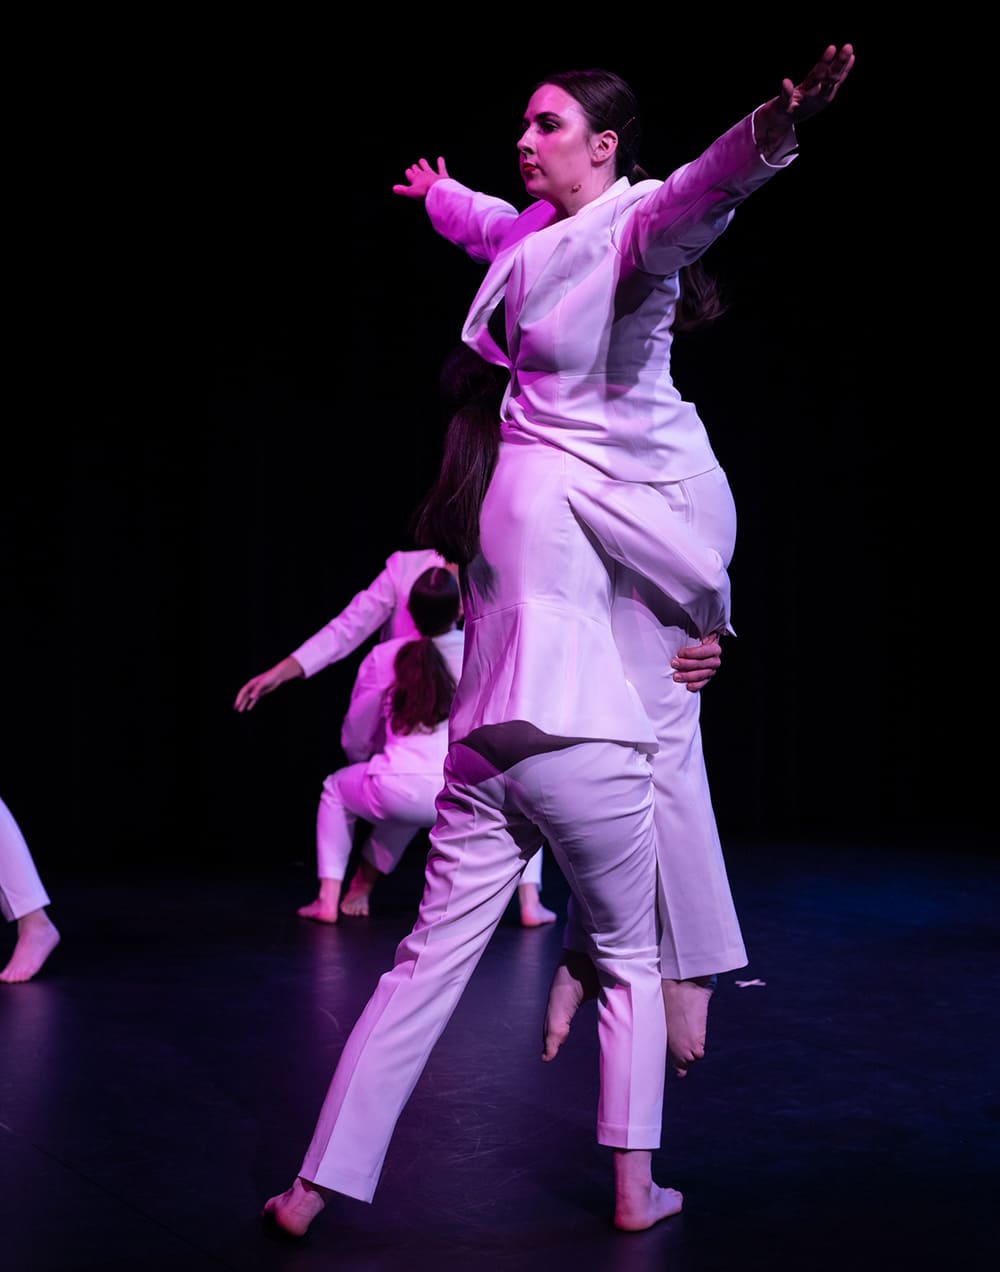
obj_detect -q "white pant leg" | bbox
[315,765,367,880]
[612,591,746,977]
[363,814,543,890]
[562,465,745,978]
[0,796,50,923]
[299,738,664,1203]
[357,774,545,886]
[558,625,745,977]
[521,843,543,886]
[642,467,744,977]
[525,746,665,1148]
[359,773,441,875]
[360,822,422,876]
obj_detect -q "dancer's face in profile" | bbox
[517,83,596,211]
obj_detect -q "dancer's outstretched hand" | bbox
[754,43,855,156]
[776,42,855,124]
[392,156,449,199]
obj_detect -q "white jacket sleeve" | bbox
[567,473,733,639]
[291,561,401,679]
[340,648,390,764]
[425,179,522,263]
[616,111,797,276]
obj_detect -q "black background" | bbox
[4,18,982,873]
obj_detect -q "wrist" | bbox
[751,102,797,163]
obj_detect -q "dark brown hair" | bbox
[389,566,461,735]
[411,346,506,567]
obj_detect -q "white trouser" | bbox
[315,765,544,887]
[0,796,50,923]
[300,737,665,1203]
[316,765,442,880]
[565,465,746,978]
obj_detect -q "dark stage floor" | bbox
[2,831,997,1272]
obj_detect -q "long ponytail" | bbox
[389,639,457,735]
[388,566,460,735]
[411,348,506,566]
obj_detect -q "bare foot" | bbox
[339,889,370,917]
[297,878,342,924]
[662,975,716,1078]
[518,883,557,927]
[613,1149,683,1231]
[541,949,600,1061]
[261,1176,327,1238]
[1,910,61,984]
[340,859,380,917]
[297,900,339,924]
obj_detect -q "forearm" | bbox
[291,583,397,677]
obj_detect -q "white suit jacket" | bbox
[426,111,796,484]
[292,549,446,678]
[450,438,730,752]
[340,628,465,774]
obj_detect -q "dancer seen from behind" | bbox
[234,539,555,926]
